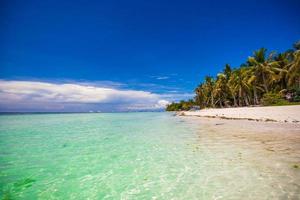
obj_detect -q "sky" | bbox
[0,0,299,112]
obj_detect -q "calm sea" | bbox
[0,113,298,199]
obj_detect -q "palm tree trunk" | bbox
[253,87,259,105]
[262,73,269,92]
[219,99,223,108]
[244,93,249,106]
[231,91,237,107]
[247,95,251,105]
[224,100,229,107]
[238,88,242,106]
[233,96,237,107]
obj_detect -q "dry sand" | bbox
[179,105,300,123]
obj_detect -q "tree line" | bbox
[166,41,300,111]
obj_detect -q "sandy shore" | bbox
[178,105,300,123]
[180,115,300,169]
[178,116,300,199]
[179,116,300,161]
[175,107,300,198]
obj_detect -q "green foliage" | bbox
[167,40,300,111]
[166,99,195,111]
[190,40,300,110]
[293,88,300,102]
[261,92,287,106]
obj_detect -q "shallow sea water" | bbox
[0,113,299,199]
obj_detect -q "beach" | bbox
[178,106,300,199]
[178,105,300,123]
[180,116,300,199]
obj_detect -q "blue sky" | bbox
[0,0,299,112]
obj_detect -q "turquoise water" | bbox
[0,113,299,199]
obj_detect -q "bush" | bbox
[261,92,288,106]
[166,99,195,111]
[293,88,300,102]
[294,95,300,102]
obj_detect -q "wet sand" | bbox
[180,116,300,199]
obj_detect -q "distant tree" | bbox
[165,99,196,111]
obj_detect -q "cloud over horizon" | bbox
[0,80,180,112]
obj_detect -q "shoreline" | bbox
[178,115,300,168]
[177,105,300,123]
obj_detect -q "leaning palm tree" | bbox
[227,83,238,107]
[222,64,239,106]
[248,48,282,92]
[195,83,207,108]
[229,68,251,106]
[274,52,290,90]
[246,65,270,105]
[286,50,300,89]
[203,76,215,107]
[213,73,229,107]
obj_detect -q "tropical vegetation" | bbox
[166,41,300,111]
[165,99,195,111]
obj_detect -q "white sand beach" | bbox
[178,105,300,123]
[178,116,300,196]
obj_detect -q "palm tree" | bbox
[223,64,232,81]
[287,50,300,89]
[222,64,239,107]
[186,41,300,112]
[202,76,215,107]
[274,52,290,90]
[195,83,207,108]
[214,73,231,107]
[248,48,282,92]
[229,68,251,106]
[246,66,261,105]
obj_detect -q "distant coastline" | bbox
[0,112,93,115]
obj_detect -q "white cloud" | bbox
[156,76,169,80]
[0,80,172,112]
[150,75,169,80]
[155,100,169,108]
[125,99,170,111]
